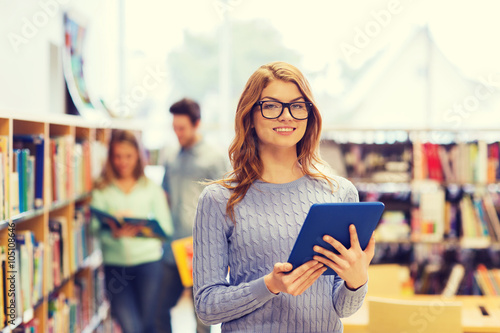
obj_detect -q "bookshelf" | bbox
[321,128,500,296]
[0,112,136,332]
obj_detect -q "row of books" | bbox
[48,217,70,290]
[0,134,109,220]
[73,206,98,271]
[12,135,45,215]
[73,141,93,198]
[48,293,74,333]
[47,267,106,333]
[50,135,74,204]
[409,241,500,296]
[0,245,22,328]
[321,139,500,185]
[333,142,413,182]
[12,318,40,332]
[413,141,500,184]
[3,214,102,331]
[17,231,43,316]
[52,137,107,202]
[48,208,99,293]
[474,264,500,296]
[0,230,44,329]
[409,183,500,245]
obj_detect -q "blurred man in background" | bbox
[157,98,227,333]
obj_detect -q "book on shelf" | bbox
[89,206,169,240]
[73,206,93,270]
[410,181,445,242]
[474,264,500,296]
[171,236,194,287]
[423,143,444,182]
[487,143,500,182]
[414,141,500,184]
[93,267,105,314]
[482,192,500,242]
[76,205,99,262]
[15,230,44,314]
[13,134,45,209]
[74,275,90,330]
[12,318,40,333]
[50,135,74,203]
[0,135,9,221]
[4,247,23,328]
[374,211,410,242]
[11,170,19,216]
[0,246,5,327]
[460,195,491,248]
[49,216,70,285]
[90,140,108,181]
[48,293,71,333]
[442,263,465,297]
[13,149,30,213]
[74,139,93,196]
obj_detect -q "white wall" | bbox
[0,0,118,116]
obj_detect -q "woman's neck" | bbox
[114,175,138,193]
[259,147,304,184]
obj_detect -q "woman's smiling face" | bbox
[252,80,308,152]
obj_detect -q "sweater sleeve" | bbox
[193,186,277,325]
[332,275,368,318]
[340,177,359,203]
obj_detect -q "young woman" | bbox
[91,129,173,333]
[193,62,375,332]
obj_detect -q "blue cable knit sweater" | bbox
[193,175,367,333]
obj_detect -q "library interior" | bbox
[1,0,500,332]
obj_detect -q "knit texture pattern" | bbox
[193,175,367,333]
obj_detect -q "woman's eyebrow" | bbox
[260,96,305,102]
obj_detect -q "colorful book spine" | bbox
[0,135,10,220]
[13,134,45,209]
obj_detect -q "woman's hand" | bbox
[115,210,133,218]
[110,223,142,238]
[264,260,327,296]
[313,224,375,290]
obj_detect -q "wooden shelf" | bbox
[0,114,114,331]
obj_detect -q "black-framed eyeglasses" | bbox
[254,100,312,120]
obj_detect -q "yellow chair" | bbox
[367,264,409,297]
[368,296,462,333]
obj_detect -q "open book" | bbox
[90,206,169,240]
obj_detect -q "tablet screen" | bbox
[287,202,385,275]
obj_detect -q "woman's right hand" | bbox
[264,260,327,296]
[110,223,142,238]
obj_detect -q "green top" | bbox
[91,177,173,266]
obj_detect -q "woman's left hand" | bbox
[312,224,375,290]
